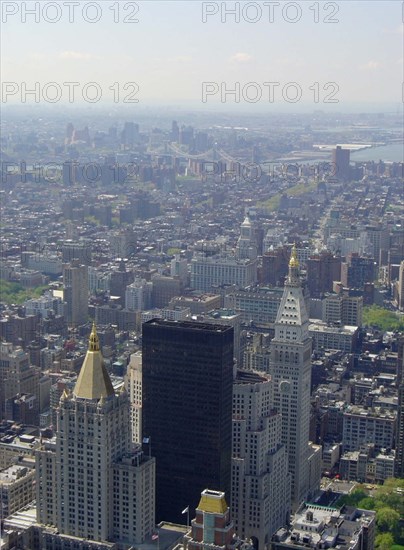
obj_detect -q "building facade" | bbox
[342,406,396,453]
[224,288,283,326]
[63,260,88,327]
[191,309,246,367]
[236,215,258,261]
[191,254,257,292]
[0,342,39,422]
[184,489,253,550]
[125,351,143,444]
[125,278,153,311]
[341,253,375,289]
[142,319,234,523]
[309,322,359,353]
[322,292,363,327]
[0,464,35,518]
[231,371,291,549]
[306,252,341,298]
[269,246,321,509]
[36,324,155,548]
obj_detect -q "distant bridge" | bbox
[149,142,245,164]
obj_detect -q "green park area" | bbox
[336,478,404,549]
[363,305,404,332]
[257,179,318,211]
[0,280,48,305]
[167,247,181,256]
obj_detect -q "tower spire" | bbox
[289,243,299,268]
[74,322,114,400]
[287,243,300,286]
[89,321,100,352]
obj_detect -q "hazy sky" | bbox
[1,1,403,111]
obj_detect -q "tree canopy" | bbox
[363,305,404,331]
[336,479,404,546]
[375,533,394,550]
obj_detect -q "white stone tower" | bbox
[269,245,321,510]
[36,323,155,547]
[236,215,257,261]
[231,370,291,549]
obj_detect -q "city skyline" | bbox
[0,2,403,548]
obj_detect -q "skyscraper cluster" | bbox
[27,247,322,550]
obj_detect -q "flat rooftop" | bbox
[321,480,358,494]
[174,294,220,302]
[4,504,37,531]
[235,370,270,385]
[0,464,33,484]
[135,522,189,550]
[309,322,358,335]
[274,502,374,549]
[0,434,40,450]
[144,319,233,333]
[344,406,396,419]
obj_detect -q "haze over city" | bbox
[1,1,403,109]
[0,2,403,550]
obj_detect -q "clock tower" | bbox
[269,245,320,510]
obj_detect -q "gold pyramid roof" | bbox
[74,322,115,400]
[197,489,228,514]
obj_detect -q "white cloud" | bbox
[230,52,252,63]
[59,51,99,60]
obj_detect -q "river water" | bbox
[350,142,403,163]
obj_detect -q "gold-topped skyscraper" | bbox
[36,325,155,549]
[269,246,321,510]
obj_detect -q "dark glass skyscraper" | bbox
[332,145,351,180]
[142,319,234,523]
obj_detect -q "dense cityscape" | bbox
[1,2,404,550]
[0,105,403,550]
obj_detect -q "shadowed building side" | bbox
[142,319,234,524]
